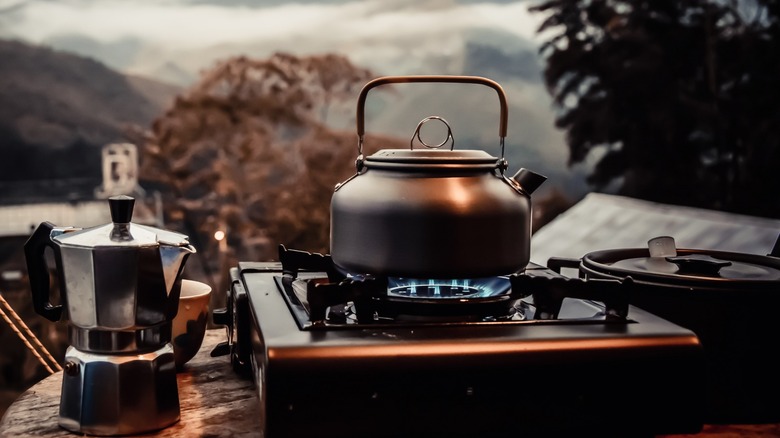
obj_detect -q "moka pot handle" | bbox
[23,221,64,322]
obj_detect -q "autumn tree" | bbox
[530,0,780,218]
[137,53,395,272]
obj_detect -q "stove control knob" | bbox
[210,306,232,358]
[210,342,231,357]
[212,306,230,327]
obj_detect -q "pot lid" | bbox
[54,195,191,248]
[364,149,499,170]
[582,248,780,288]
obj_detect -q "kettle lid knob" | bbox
[109,195,135,224]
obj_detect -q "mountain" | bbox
[0,38,180,193]
[0,21,592,203]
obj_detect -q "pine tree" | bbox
[530,0,780,218]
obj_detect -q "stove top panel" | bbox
[226,261,706,437]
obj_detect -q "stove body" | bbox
[218,250,705,437]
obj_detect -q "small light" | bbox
[214,230,225,241]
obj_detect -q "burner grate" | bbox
[276,245,632,327]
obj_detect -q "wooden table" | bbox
[0,329,260,437]
[2,329,780,437]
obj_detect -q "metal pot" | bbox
[330,75,546,279]
[546,235,780,424]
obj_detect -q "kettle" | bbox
[330,75,546,279]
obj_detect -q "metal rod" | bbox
[0,293,62,374]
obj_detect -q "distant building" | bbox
[94,143,144,199]
[0,143,162,238]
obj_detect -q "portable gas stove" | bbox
[213,246,705,437]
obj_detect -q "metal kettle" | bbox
[24,195,196,353]
[330,75,546,279]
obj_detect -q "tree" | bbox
[136,53,399,271]
[529,0,780,218]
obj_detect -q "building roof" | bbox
[0,196,161,238]
[530,192,780,266]
[0,179,100,206]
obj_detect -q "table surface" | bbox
[0,329,260,437]
[1,329,780,438]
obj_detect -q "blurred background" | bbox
[0,0,778,417]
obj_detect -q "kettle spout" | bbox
[511,168,547,195]
[160,244,197,296]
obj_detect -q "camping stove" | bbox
[214,246,705,437]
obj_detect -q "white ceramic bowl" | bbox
[172,279,212,369]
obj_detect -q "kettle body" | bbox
[331,151,542,278]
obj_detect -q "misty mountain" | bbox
[0,19,591,203]
[464,41,542,80]
[0,38,180,189]
[41,33,144,74]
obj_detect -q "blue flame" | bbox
[387,276,511,299]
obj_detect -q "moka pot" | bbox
[24,195,196,435]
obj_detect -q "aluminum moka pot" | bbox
[24,195,196,435]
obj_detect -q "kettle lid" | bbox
[364,149,499,170]
[54,195,191,248]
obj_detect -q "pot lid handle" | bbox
[665,254,732,275]
[356,75,509,159]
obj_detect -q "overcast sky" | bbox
[0,0,541,48]
[0,0,547,83]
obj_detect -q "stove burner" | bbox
[387,277,511,299]
[276,245,632,326]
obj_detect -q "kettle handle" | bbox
[356,75,509,156]
[23,222,64,322]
